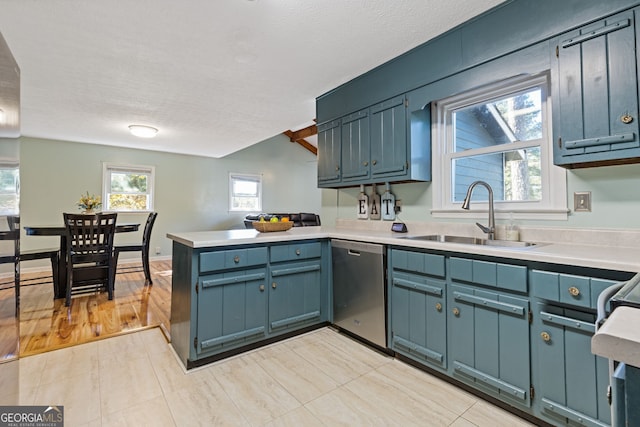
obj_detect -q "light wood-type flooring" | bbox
[11,327,537,426]
[11,259,171,357]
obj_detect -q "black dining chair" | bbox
[63,212,117,306]
[6,215,59,288]
[0,227,20,307]
[113,212,157,285]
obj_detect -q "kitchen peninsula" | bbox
[168,222,640,427]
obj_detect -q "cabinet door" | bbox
[449,283,531,408]
[196,268,267,355]
[370,95,408,179]
[553,9,640,166]
[391,271,446,369]
[317,119,342,186]
[533,303,611,427]
[340,108,370,182]
[269,260,322,333]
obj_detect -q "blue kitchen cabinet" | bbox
[268,242,323,333]
[170,240,329,369]
[448,257,531,409]
[530,269,617,426]
[370,96,408,180]
[552,8,640,167]
[532,303,610,427]
[389,249,447,370]
[317,119,342,186]
[195,246,269,358]
[318,93,431,188]
[196,267,268,357]
[340,108,370,183]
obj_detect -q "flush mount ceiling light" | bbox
[128,124,158,138]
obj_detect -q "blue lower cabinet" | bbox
[448,283,531,409]
[391,271,447,369]
[532,302,611,427]
[268,259,322,333]
[196,268,268,356]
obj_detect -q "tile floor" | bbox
[15,327,536,426]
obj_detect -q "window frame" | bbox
[102,162,155,212]
[431,73,567,221]
[229,172,262,212]
[0,159,20,216]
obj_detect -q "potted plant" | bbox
[77,191,102,214]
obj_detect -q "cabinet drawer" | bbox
[450,257,527,293]
[391,249,445,278]
[270,242,321,263]
[199,247,268,273]
[530,270,618,309]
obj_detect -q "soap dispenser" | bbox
[505,212,519,241]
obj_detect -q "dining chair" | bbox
[6,215,59,288]
[0,227,20,307]
[113,212,157,285]
[63,212,117,306]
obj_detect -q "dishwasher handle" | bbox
[331,239,384,255]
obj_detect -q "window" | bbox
[102,163,154,212]
[229,173,262,212]
[0,161,19,215]
[432,73,567,220]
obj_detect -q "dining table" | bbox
[23,222,140,299]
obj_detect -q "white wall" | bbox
[19,134,321,261]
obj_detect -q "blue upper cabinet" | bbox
[340,108,370,183]
[316,1,640,179]
[317,119,342,186]
[552,8,640,167]
[370,96,408,180]
[317,94,431,188]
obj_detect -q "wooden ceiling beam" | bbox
[283,122,318,155]
[288,124,317,141]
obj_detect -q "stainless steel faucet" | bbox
[461,180,495,240]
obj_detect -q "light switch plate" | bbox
[574,191,591,212]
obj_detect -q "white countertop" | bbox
[592,306,640,367]
[167,225,640,273]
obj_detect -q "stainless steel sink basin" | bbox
[400,234,537,248]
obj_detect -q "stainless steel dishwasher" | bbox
[332,239,386,348]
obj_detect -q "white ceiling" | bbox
[0,0,506,158]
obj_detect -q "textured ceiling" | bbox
[0,0,506,158]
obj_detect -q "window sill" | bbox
[431,208,569,221]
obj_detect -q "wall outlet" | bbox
[155,246,161,255]
[394,200,402,214]
[574,191,591,212]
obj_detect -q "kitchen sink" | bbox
[400,234,537,248]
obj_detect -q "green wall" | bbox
[19,134,321,259]
[323,163,640,230]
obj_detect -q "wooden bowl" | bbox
[252,221,294,232]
